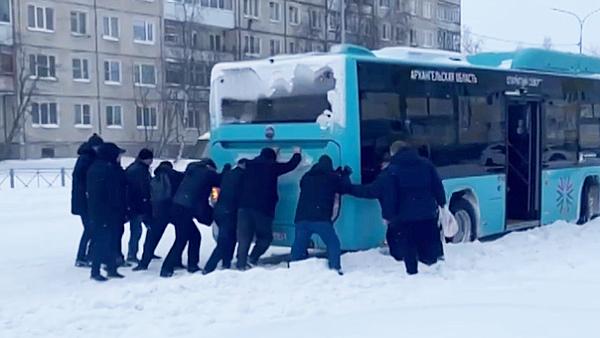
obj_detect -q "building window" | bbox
[288,41,296,54]
[381,23,390,41]
[270,39,281,56]
[243,0,259,19]
[191,62,211,87]
[134,64,156,87]
[192,31,199,48]
[186,108,201,129]
[72,58,89,81]
[269,2,280,21]
[210,34,222,51]
[409,29,417,45]
[102,16,119,40]
[289,5,300,25]
[103,60,121,84]
[309,9,322,29]
[423,30,435,47]
[133,20,155,44]
[31,102,58,127]
[166,62,183,85]
[328,12,340,32]
[27,5,54,31]
[408,0,417,15]
[244,36,261,56]
[0,0,11,23]
[106,105,122,127]
[164,21,180,44]
[136,106,157,129]
[29,54,56,79]
[0,53,13,74]
[70,11,87,35]
[394,26,403,42]
[380,0,390,8]
[422,1,433,19]
[74,104,91,127]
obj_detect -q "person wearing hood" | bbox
[160,159,221,277]
[349,141,446,275]
[290,155,351,275]
[203,158,247,274]
[71,133,104,267]
[125,148,154,263]
[86,142,127,281]
[236,147,302,270]
[133,161,184,271]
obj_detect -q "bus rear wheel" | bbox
[449,198,476,243]
[580,184,599,224]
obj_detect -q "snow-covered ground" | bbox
[1,166,600,337]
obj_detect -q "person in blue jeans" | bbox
[290,155,351,275]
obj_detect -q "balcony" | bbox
[164,2,235,29]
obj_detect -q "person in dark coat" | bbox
[71,133,104,267]
[133,161,184,271]
[290,155,351,274]
[87,142,127,281]
[236,147,302,270]
[203,159,247,274]
[349,141,446,275]
[160,159,221,277]
[125,148,154,263]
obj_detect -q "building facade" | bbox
[0,0,460,159]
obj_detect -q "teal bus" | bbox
[209,45,600,250]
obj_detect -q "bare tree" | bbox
[543,36,553,50]
[2,50,40,158]
[462,26,483,55]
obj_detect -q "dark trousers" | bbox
[76,214,92,261]
[90,225,117,276]
[290,221,342,270]
[161,205,201,273]
[390,219,442,275]
[113,223,125,264]
[236,208,273,269]
[204,211,237,273]
[139,213,170,268]
[128,215,147,260]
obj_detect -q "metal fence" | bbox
[0,168,74,189]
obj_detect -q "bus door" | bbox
[506,100,542,229]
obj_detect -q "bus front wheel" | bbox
[449,198,476,243]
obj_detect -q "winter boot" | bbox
[91,274,108,282]
[75,260,91,268]
[127,256,140,264]
[187,265,201,274]
[151,254,162,260]
[107,270,125,279]
[132,264,148,271]
[160,270,174,278]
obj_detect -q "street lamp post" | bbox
[552,7,600,54]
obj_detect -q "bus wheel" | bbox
[580,184,599,224]
[449,198,476,243]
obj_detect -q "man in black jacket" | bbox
[350,141,446,275]
[125,148,154,263]
[204,159,247,274]
[87,142,127,281]
[236,147,302,270]
[290,155,350,274]
[160,159,221,277]
[71,134,104,267]
[133,161,184,271]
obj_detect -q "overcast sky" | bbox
[462,0,600,54]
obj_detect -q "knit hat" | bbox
[138,148,154,160]
[87,133,104,148]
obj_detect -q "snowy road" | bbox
[1,186,599,338]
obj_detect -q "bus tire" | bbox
[449,198,476,243]
[580,184,599,224]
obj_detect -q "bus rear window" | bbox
[221,94,331,124]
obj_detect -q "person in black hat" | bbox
[235,147,302,270]
[87,142,127,281]
[160,159,222,277]
[125,148,154,263]
[71,133,104,267]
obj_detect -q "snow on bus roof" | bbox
[373,46,470,66]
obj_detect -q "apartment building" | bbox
[0,0,461,159]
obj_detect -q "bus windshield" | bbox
[211,57,345,128]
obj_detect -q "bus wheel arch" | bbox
[448,189,480,243]
[579,176,600,224]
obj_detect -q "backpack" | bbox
[150,172,172,203]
